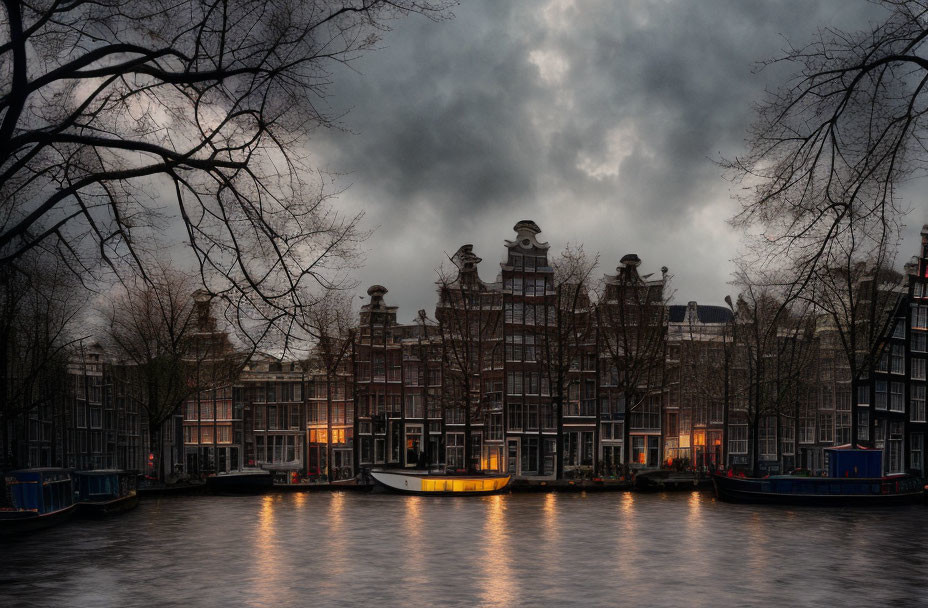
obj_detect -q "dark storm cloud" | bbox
[309,0,900,321]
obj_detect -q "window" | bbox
[911,433,924,472]
[446,433,465,469]
[912,358,926,381]
[893,320,906,339]
[858,409,869,441]
[891,345,905,374]
[89,408,102,429]
[525,373,539,395]
[912,384,927,423]
[914,332,927,353]
[857,384,870,406]
[878,352,889,373]
[505,334,523,361]
[760,417,777,459]
[507,372,523,395]
[405,393,422,419]
[507,402,522,431]
[913,305,928,330]
[729,424,748,455]
[890,382,904,412]
[875,381,887,410]
[525,403,538,431]
[818,413,834,443]
[780,423,795,456]
[487,414,503,441]
[290,406,300,429]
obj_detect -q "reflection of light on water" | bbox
[621,491,634,513]
[293,492,306,509]
[402,496,424,585]
[683,492,704,560]
[688,490,702,514]
[543,492,558,533]
[327,492,346,580]
[253,494,285,604]
[616,492,640,580]
[748,511,769,573]
[480,495,516,607]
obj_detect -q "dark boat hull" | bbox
[0,504,77,536]
[712,474,925,506]
[207,472,274,494]
[78,492,139,516]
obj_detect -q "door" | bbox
[647,436,660,468]
[507,439,520,475]
[405,424,423,467]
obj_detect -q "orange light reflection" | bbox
[480,495,516,607]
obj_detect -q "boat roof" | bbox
[824,444,878,451]
[7,467,71,474]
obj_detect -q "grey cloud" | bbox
[307,0,916,322]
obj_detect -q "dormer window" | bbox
[511,254,523,270]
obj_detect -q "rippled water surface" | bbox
[3,490,928,607]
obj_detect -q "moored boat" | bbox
[1,468,77,536]
[74,470,138,516]
[370,469,510,496]
[206,468,274,494]
[713,446,925,506]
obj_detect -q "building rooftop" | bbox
[668,303,733,324]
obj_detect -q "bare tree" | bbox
[727,269,818,475]
[541,244,597,478]
[725,1,926,294]
[806,251,904,446]
[596,255,669,469]
[102,262,241,478]
[301,290,356,480]
[0,0,450,352]
[0,252,85,469]
[434,245,500,472]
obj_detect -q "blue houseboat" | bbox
[1,468,77,535]
[712,446,925,505]
[74,470,139,516]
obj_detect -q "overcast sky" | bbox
[307,0,926,323]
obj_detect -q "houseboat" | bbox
[74,470,138,516]
[206,468,274,494]
[1,469,77,535]
[712,446,926,505]
[370,469,511,496]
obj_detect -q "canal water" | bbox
[3,491,927,607]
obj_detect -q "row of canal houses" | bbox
[7,221,928,483]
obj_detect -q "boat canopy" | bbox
[74,471,123,501]
[4,469,73,513]
[824,447,882,478]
